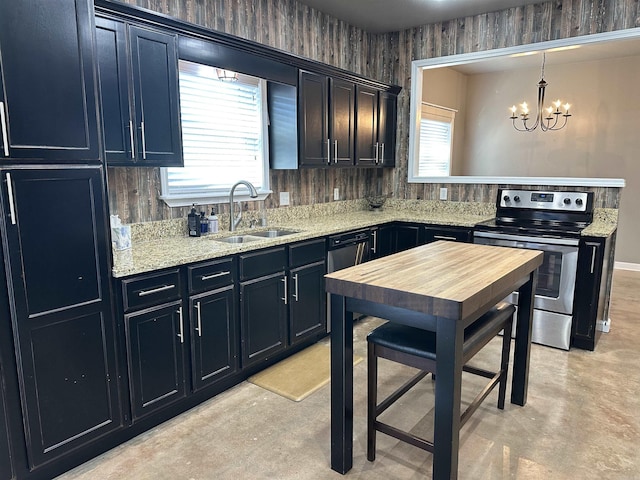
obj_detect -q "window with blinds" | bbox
[416,104,455,177]
[160,60,269,206]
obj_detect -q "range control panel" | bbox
[498,189,590,212]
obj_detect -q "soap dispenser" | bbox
[188,204,201,237]
[208,208,219,233]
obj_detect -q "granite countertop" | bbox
[111,201,618,278]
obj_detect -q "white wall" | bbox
[460,55,640,263]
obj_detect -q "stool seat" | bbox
[367,301,515,362]
[366,301,515,464]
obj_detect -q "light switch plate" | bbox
[334,188,339,201]
[439,188,448,200]
[279,191,290,206]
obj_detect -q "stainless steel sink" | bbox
[213,235,264,244]
[250,229,299,238]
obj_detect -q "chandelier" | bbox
[216,68,238,82]
[509,53,571,132]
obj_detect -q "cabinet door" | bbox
[377,91,397,167]
[289,261,326,346]
[572,238,606,350]
[96,17,134,163]
[190,286,238,392]
[330,79,355,166]
[240,272,288,367]
[375,225,396,257]
[0,0,100,162]
[299,71,329,166]
[125,301,187,421]
[129,25,182,166]
[355,86,379,166]
[0,168,121,468]
[0,368,13,480]
[395,225,422,252]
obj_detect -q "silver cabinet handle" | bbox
[374,142,379,164]
[128,120,135,159]
[590,245,597,274]
[371,230,377,254]
[195,302,202,337]
[293,274,299,302]
[326,138,331,164]
[201,271,230,281]
[434,235,457,241]
[137,284,175,297]
[177,306,184,343]
[140,121,147,159]
[380,143,385,164]
[334,140,338,163]
[281,276,288,305]
[5,173,16,225]
[0,102,8,156]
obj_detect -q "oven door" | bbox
[473,231,579,315]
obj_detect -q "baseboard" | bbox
[614,262,640,271]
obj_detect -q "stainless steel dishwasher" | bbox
[326,229,371,331]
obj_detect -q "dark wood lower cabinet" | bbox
[240,272,288,368]
[289,261,326,346]
[125,301,187,421]
[0,168,122,470]
[189,286,238,392]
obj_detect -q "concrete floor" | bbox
[57,270,640,479]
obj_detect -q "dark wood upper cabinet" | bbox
[329,79,356,166]
[298,71,330,167]
[0,0,100,163]
[95,17,183,167]
[355,86,397,167]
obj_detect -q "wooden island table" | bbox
[325,241,543,479]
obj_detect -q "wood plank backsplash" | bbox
[108,0,635,223]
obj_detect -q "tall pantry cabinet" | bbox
[0,0,121,478]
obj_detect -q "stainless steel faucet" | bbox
[229,180,258,231]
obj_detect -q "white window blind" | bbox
[160,60,269,205]
[417,104,455,177]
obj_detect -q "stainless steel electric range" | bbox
[474,189,594,350]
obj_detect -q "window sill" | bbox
[160,190,272,208]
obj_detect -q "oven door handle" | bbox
[473,231,579,247]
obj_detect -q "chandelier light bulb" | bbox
[563,103,571,112]
[553,99,562,109]
[520,102,529,115]
[510,105,517,114]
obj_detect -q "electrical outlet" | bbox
[279,191,290,206]
[439,188,448,200]
[334,188,340,201]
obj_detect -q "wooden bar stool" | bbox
[367,301,515,461]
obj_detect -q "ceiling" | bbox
[295,0,542,34]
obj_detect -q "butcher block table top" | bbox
[326,241,543,479]
[325,240,544,322]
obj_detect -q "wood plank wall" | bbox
[107,0,638,223]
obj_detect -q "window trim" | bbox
[160,63,272,208]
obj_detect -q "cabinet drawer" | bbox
[289,238,326,268]
[423,226,472,243]
[188,257,236,294]
[122,269,182,312]
[239,247,287,281]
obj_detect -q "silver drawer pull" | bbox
[590,245,597,274]
[140,121,147,159]
[128,120,135,159]
[380,143,385,164]
[334,140,338,163]
[5,173,16,225]
[282,276,288,305]
[195,302,202,337]
[0,102,8,156]
[374,142,379,164]
[177,306,184,343]
[137,284,175,297]
[434,235,456,241]
[201,271,230,281]
[326,138,331,164]
[293,274,299,302]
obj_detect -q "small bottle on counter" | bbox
[200,212,208,234]
[188,204,201,237]
[208,208,219,233]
